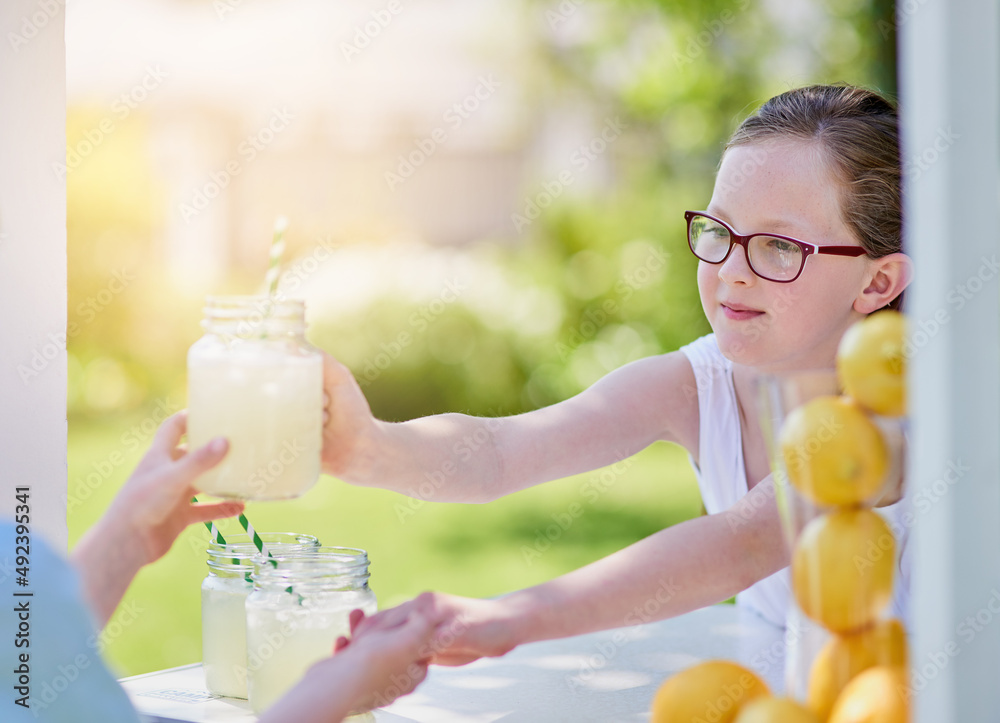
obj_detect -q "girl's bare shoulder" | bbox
[589,350,700,450]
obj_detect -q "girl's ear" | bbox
[854,252,914,314]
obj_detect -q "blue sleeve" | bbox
[1,521,142,723]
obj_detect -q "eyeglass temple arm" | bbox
[813,246,868,257]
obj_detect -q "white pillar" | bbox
[900,0,1000,720]
[0,1,67,550]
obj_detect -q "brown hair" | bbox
[726,84,903,309]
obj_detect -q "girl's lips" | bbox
[721,303,764,321]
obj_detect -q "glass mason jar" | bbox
[245,547,378,716]
[187,296,323,500]
[758,370,910,720]
[201,532,319,699]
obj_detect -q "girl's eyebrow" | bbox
[706,206,800,234]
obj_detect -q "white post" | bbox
[900,0,1000,720]
[0,2,68,550]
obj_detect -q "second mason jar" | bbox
[245,546,378,715]
[201,532,319,699]
[187,296,323,501]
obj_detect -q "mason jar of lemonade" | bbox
[245,546,377,716]
[187,296,323,500]
[758,367,910,722]
[201,532,319,699]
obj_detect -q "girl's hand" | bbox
[320,352,380,481]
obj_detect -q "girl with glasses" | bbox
[322,85,912,663]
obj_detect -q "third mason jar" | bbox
[187,296,323,500]
[245,546,377,715]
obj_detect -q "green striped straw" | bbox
[192,497,274,577]
[236,510,278,568]
[192,497,300,599]
[264,216,288,298]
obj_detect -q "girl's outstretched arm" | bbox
[321,351,699,503]
[350,476,786,664]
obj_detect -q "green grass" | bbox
[69,412,703,677]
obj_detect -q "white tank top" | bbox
[679,334,911,629]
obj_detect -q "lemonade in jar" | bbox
[201,532,319,699]
[245,547,377,716]
[187,296,322,500]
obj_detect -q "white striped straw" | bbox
[265,216,288,298]
[236,511,277,567]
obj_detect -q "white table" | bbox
[122,605,785,723]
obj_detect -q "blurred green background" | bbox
[67,0,895,676]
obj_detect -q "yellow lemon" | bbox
[779,395,890,507]
[828,666,910,723]
[837,310,907,417]
[733,696,819,722]
[792,509,895,633]
[808,619,909,720]
[651,660,770,723]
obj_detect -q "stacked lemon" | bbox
[779,310,910,722]
[648,312,911,722]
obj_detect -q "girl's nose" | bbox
[717,242,756,286]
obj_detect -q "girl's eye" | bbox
[767,238,796,254]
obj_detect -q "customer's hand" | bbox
[72,411,243,626]
[110,411,244,566]
[352,591,522,666]
[261,610,436,722]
